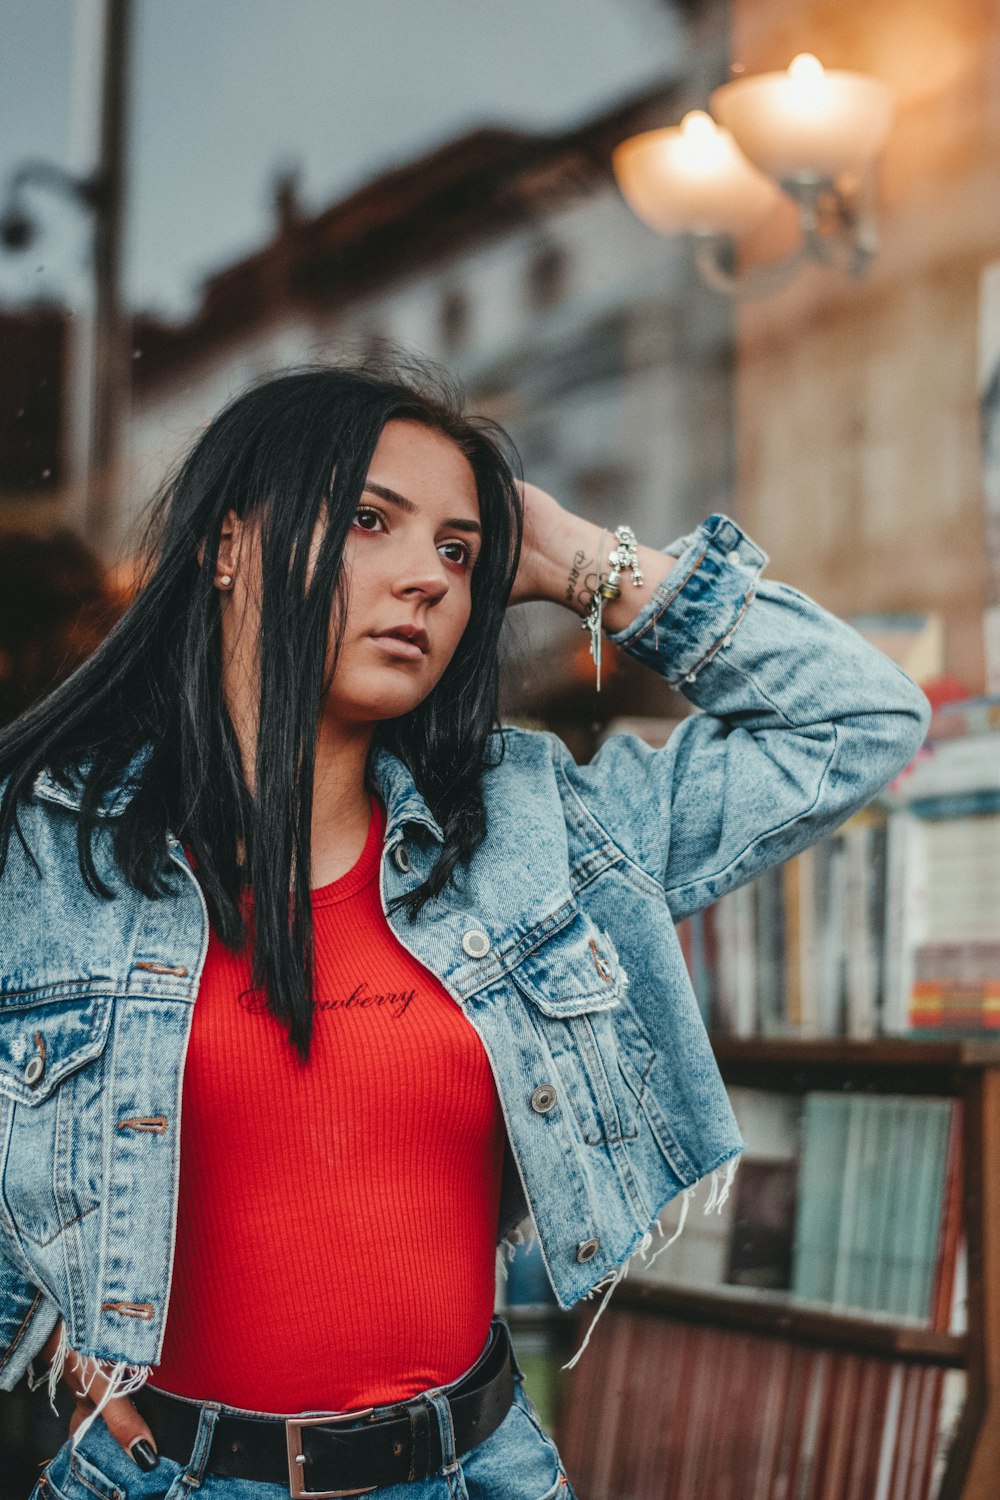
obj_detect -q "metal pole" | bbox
[85,0,131,552]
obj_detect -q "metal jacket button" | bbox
[530,1084,558,1114]
[576,1238,601,1263]
[24,1054,45,1088]
[461,930,491,959]
[392,843,411,874]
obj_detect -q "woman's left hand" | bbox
[37,1320,159,1469]
[508,481,587,607]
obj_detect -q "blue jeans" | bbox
[32,1326,577,1500]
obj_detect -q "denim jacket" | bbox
[0,514,929,1393]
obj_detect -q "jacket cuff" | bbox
[609,514,768,686]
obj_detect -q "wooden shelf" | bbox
[555,1037,1000,1496]
[696,1034,1000,1499]
[613,1281,967,1368]
[710,1034,1000,1095]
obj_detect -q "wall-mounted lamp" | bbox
[612,55,895,297]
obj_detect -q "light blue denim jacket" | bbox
[0,514,929,1394]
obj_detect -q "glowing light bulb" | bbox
[611,111,781,237]
[786,53,829,114]
[712,52,893,179]
[681,110,717,142]
[788,53,825,86]
[678,111,727,170]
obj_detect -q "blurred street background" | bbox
[2,3,1000,1498]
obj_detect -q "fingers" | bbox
[39,1320,64,1367]
[63,1351,159,1470]
[100,1392,159,1471]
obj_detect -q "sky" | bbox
[0,0,684,319]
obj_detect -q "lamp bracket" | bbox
[692,171,880,298]
[0,161,109,255]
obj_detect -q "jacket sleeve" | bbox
[0,1242,59,1391]
[555,513,931,922]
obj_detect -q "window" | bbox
[525,242,569,314]
[439,286,470,352]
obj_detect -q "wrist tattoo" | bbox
[577,568,603,614]
[564,549,587,606]
[563,558,602,615]
[565,550,608,617]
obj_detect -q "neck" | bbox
[309,716,378,887]
[313,712,375,799]
[222,650,376,888]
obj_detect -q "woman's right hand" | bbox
[39,1321,161,1470]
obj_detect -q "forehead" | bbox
[366,420,479,517]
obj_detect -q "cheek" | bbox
[440,594,473,655]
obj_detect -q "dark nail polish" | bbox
[131,1439,159,1472]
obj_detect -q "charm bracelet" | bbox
[581,524,644,690]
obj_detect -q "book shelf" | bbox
[547,713,1000,1497]
[556,1037,1000,1500]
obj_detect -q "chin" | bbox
[329,677,436,724]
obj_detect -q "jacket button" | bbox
[461,929,491,959]
[23,1054,45,1088]
[576,1238,601,1263]
[392,843,411,874]
[530,1084,558,1114]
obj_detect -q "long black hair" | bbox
[0,357,523,1059]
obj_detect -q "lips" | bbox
[371,625,430,656]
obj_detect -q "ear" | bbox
[196,510,241,586]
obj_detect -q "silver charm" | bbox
[581,525,643,691]
[607,525,644,590]
[583,595,605,690]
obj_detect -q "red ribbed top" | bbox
[155,800,505,1414]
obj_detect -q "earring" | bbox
[219,574,233,589]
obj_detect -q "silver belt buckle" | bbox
[285,1410,377,1498]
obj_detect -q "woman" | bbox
[0,361,928,1499]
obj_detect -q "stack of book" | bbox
[928,692,1000,738]
[636,1087,965,1334]
[559,1307,966,1500]
[678,716,1000,1038]
[884,731,1000,1032]
[792,1093,964,1327]
[681,809,889,1038]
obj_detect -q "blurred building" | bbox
[3,0,995,712]
[113,0,998,713]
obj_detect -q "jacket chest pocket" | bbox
[511,918,655,1148]
[0,989,113,1248]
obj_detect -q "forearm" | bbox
[529,506,927,761]
[526,512,678,634]
[553,513,931,915]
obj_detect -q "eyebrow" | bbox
[362,481,482,536]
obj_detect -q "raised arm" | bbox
[512,490,931,920]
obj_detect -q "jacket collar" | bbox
[370,746,444,844]
[32,742,445,845]
[32,745,153,819]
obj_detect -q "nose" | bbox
[392,545,450,605]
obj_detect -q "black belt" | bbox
[135,1320,515,1496]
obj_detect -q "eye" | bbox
[352,504,386,533]
[438,539,472,569]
